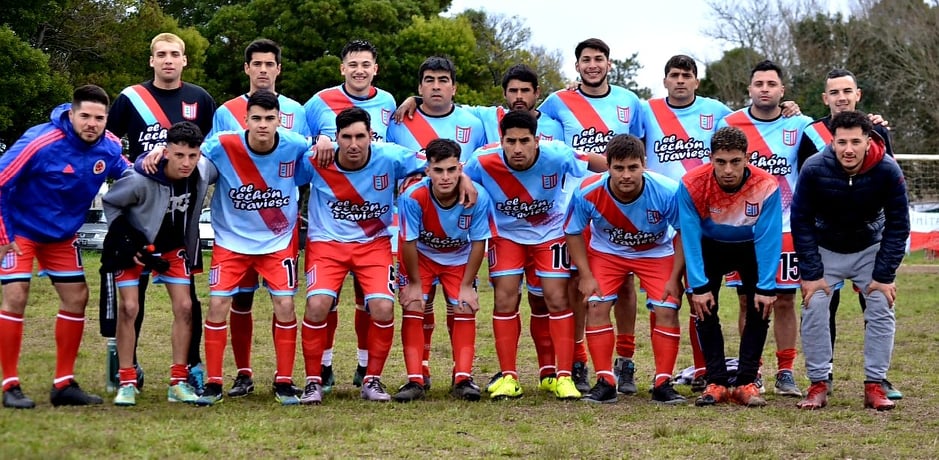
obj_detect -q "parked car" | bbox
[198,208,308,250]
[77,208,108,250]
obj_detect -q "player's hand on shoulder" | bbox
[393,96,419,123]
[140,146,167,174]
[313,135,335,167]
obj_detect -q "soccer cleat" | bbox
[538,375,558,393]
[227,373,255,398]
[50,380,104,407]
[753,375,765,394]
[423,375,432,391]
[2,385,35,409]
[273,382,301,406]
[300,381,323,405]
[113,384,138,407]
[554,376,583,400]
[489,374,523,400]
[695,383,730,407]
[690,376,708,393]
[352,365,367,387]
[451,378,481,401]
[613,357,637,395]
[733,383,767,407]
[196,383,223,406]
[796,381,829,410]
[652,382,687,405]
[486,372,504,393]
[882,379,903,400]
[864,382,896,411]
[167,382,200,404]
[581,379,617,404]
[135,363,145,390]
[774,370,803,397]
[571,361,591,393]
[320,364,335,395]
[187,363,206,396]
[361,378,391,402]
[393,381,426,402]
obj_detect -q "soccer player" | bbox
[303,39,397,391]
[394,138,492,402]
[565,134,686,405]
[209,38,310,399]
[678,126,782,408]
[538,37,645,394]
[295,107,425,404]
[798,69,901,399]
[716,60,812,398]
[464,110,607,400]
[0,85,128,409]
[103,32,216,391]
[792,111,909,411]
[102,122,214,406]
[195,91,307,406]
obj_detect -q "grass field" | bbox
[1,251,937,459]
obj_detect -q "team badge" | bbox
[745,201,760,217]
[455,126,471,143]
[373,174,389,191]
[542,173,558,189]
[1,251,15,270]
[381,109,392,126]
[700,114,714,130]
[647,210,662,224]
[783,129,797,146]
[280,112,294,129]
[306,266,316,287]
[539,134,554,141]
[278,162,295,178]
[616,106,631,123]
[458,214,473,230]
[208,265,220,287]
[93,160,106,175]
[182,102,198,121]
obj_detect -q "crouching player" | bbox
[394,139,492,402]
[102,122,215,406]
[565,134,686,404]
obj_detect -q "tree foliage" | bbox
[609,54,652,100]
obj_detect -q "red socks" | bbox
[0,311,23,390]
[586,324,615,386]
[651,325,681,387]
[301,319,327,383]
[451,313,476,384]
[54,310,84,389]
[273,318,297,384]
[365,319,394,378]
[615,333,636,359]
[492,311,520,377]
[229,307,253,376]
[549,309,575,377]
[401,310,425,384]
[203,320,228,386]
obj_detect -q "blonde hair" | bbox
[150,33,186,55]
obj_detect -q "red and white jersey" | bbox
[538,85,644,153]
[209,93,310,138]
[640,96,732,181]
[303,85,396,141]
[386,106,487,162]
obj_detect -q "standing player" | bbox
[716,60,812,397]
[209,38,310,399]
[294,107,425,404]
[195,91,306,406]
[464,110,607,400]
[394,139,492,402]
[538,38,645,394]
[303,39,397,391]
[102,122,214,406]
[103,32,216,391]
[0,85,128,409]
[678,127,782,408]
[565,134,686,405]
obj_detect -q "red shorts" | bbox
[725,232,798,290]
[588,249,680,309]
[0,236,84,282]
[115,247,191,287]
[209,244,298,297]
[305,238,395,303]
[488,236,570,280]
[398,254,474,306]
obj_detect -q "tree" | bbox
[698,47,764,109]
[608,54,652,100]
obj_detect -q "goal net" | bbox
[896,154,939,255]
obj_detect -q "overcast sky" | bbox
[446,0,855,97]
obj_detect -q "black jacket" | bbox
[791,136,910,283]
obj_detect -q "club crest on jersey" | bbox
[700,114,714,130]
[381,109,392,126]
[280,112,294,129]
[93,160,106,175]
[455,126,472,143]
[373,174,389,191]
[182,102,198,121]
[208,265,220,287]
[1,251,15,270]
[278,162,295,178]
[542,173,558,189]
[745,201,760,217]
[647,210,662,225]
[538,133,554,141]
[617,106,631,123]
[783,129,797,146]
[458,214,473,230]
[306,266,316,286]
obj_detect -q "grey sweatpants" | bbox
[801,243,895,383]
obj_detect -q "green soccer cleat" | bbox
[489,374,523,400]
[167,382,200,404]
[114,384,138,407]
[554,376,583,400]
